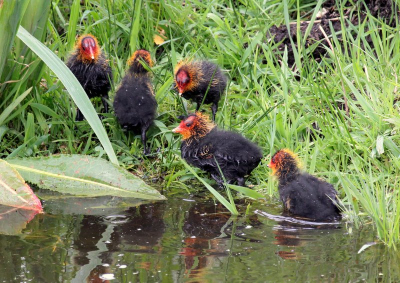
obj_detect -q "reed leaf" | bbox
[0,0,29,76]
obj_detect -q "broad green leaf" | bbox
[16,26,119,165]
[0,160,43,212]
[8,155,166,200]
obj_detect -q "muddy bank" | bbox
[266,0,399,66]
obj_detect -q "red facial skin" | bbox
[268,149,298,176]
[172,116,197,139]
[79,36,98,61]
[267,159,277,176]
[176,70,190,94]
[268,152,279,169]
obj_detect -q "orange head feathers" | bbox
[76,34,100,62]
[268,149,300,178]
[128,49,153,74]
[174,60,202,95]
[172,112,215,140]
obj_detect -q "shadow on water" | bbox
[0,189,399,282]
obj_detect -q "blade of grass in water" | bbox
[181,158,239,215]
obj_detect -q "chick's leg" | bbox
[141,125,150,155]
[76,108,84,121]
[101,94,109,113]
[237,177,245,187]
[211,102,218,121]
[211,173,224,189]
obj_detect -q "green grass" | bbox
[1,0,400,247]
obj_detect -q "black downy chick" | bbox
[66,34,112,121]
[174,60,227,121]
[173,112,262,186]
[268,149,342,221]
[113,49,157,155]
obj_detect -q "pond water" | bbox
[0,190,399,283]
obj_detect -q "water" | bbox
[0,191,399,282]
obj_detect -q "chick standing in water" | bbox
[269,149,341,221]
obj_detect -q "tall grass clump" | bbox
[1,0,400,246]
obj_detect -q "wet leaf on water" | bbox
[38,190,147,215]
[0,205,40,235]
[0,159,43,212]
[7,155,166,200]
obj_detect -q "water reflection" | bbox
[0,193,398,282]
[71,202,166,282]
[112,203,166,249]
[181,201,230,281]
[255,209,341,260]
[180,200,265,281]
[0,205,41,235]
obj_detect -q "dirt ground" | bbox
[266,0,399,66]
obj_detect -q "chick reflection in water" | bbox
[180,201,231,280]
[257,209,341,260]
[180,200,261,280]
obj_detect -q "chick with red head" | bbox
[173,112,262,187]
[66,34,112,121]
[269,149,342,221]
[174,60,227,121]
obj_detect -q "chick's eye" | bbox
[82,41,89,50]
[186,122,191,127]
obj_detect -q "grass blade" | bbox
[66,0,80,51]
[180,158,239,215]
[129,0,142,54]
[0,0,30,75]
[0,87,32,126]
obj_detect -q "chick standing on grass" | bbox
[268,149,342,221]
[173,112,262,187]
[66,34,112,121]
[174,60,227,121]
[113,50,157,155]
